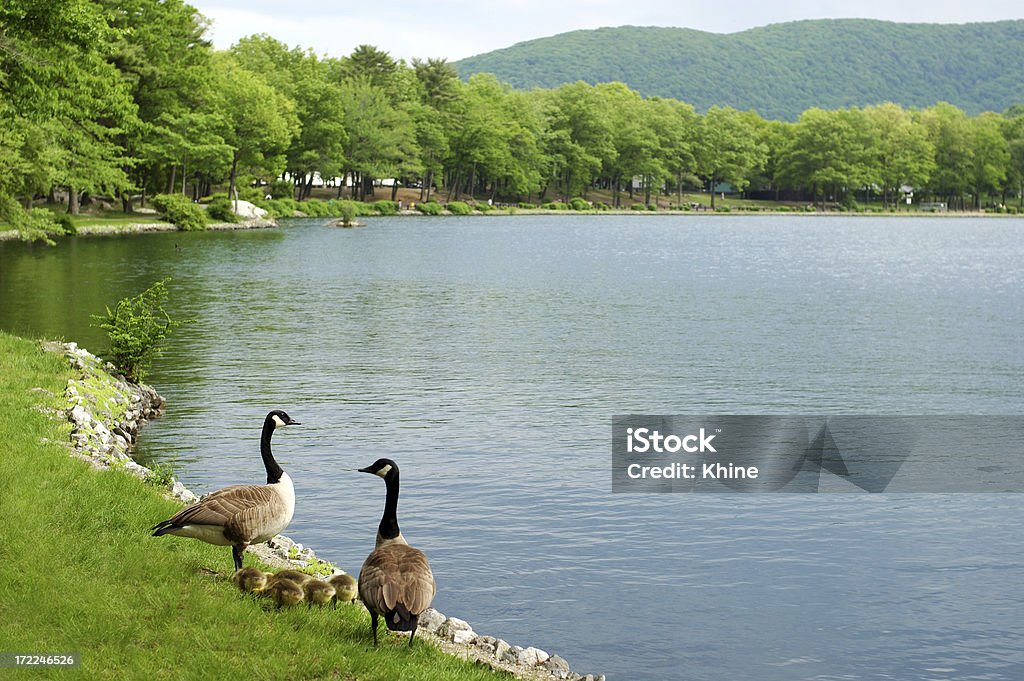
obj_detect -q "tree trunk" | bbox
[229,151,240,211]
[68,187,80,215]
[167,165,177,194]
[709,178,716,210]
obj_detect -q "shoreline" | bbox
[48,339,603,681]
[3,208,1016,242]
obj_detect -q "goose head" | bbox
[268,410,301,429]
[358,458,398,480]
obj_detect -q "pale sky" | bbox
[193,0,1024,63]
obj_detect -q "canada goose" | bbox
[265,578,304,609]
[304,580,336,608]
[151,410,300,570]
[328,573,358,607]
[232,567,269,594]
[357,458,436,647]
[271,569,314,586]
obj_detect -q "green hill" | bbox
[454,19,1024,120]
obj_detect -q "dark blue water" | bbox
[2,215,1023,680]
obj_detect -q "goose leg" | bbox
[370,611,379,647]
[408,623,418,647]
[232,545,245,571]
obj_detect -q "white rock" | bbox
[417,608,446,633]
[437,617,476,644]
[502,645,523,665]
[517,647,550,666]
[544,655,572,678]
[226,199,267,219]
[493,639,512,661]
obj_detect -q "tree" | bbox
[863,103,935,209]
[694,107,767,209]
[541,82,616,201]
[210,54,298,203]
[967,112,1010,209]
[1002,106,1024,209]
[920,103,974,209]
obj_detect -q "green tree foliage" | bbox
[694,107,768,208]
[863,103,935,208]
[210,53,298,202]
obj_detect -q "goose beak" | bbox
[357,466,373,474]
[288,420,301,426]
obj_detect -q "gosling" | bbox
[231,567,268,594]
[265,578,304,609]
[328,573,359,607]
[304,580,336,608]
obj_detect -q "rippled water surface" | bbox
[2,215,1024,680]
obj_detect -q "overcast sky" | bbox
[192,0,1024,63]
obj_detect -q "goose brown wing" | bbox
[159,484,283,543]
[360,544,436,616]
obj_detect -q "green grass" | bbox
[0,331,507,680]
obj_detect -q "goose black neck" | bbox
[261,418,284,484]
[378,471,401,540]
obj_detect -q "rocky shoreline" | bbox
[46,340,604,681]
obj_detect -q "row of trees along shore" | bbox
[4,0,1024,240]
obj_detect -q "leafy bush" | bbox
[372,200,398,216]
[476,202,493,212]
[569,197,590,211]
[151,194,207,231]
[56,213,77,235]
[715,205,731,212]
[447,201,473,215]
[517,202,537,209]
[594,202,611,211]
[416,201,443,215]
[258,198,299,218]
[90,279,190,383]
[205,195,239,223]
[542,202,569,210]
[268,179,295,200]
[647,204,657,211]
[630,203,646,211]
[299,199,332,217]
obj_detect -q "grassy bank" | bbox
[0,331,504,680]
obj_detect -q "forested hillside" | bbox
[454,20,1024,120]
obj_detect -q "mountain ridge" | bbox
[453,19,1024,120]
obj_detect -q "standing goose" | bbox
[151,410,300,570]
[357,458,436,647]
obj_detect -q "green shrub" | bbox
[56,213,77,235]
[237,186,265,203]
[447,200,473,215]
[476,202,492,212]
[268,179,295,200]
[205,195,239,223]
[569,197,590,211]
[372,200,398,216]
[90,279,191,383]
[258,198,299,218]
[542,202,569,210]
[416,201,443,216]
[151,194,207,232]
[630,203,646,211]
[715,205,731,212]
[299,199,332,217]
[518,202,537,209]
[647,204,657,211]
[594,202,611,211]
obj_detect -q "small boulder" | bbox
[437,617,476,644]
[417,608,446,633]
[543,655,572,678]
[517,646,550,666]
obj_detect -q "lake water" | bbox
[2,214,1023,680]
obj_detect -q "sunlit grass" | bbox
[0,331,505,680]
